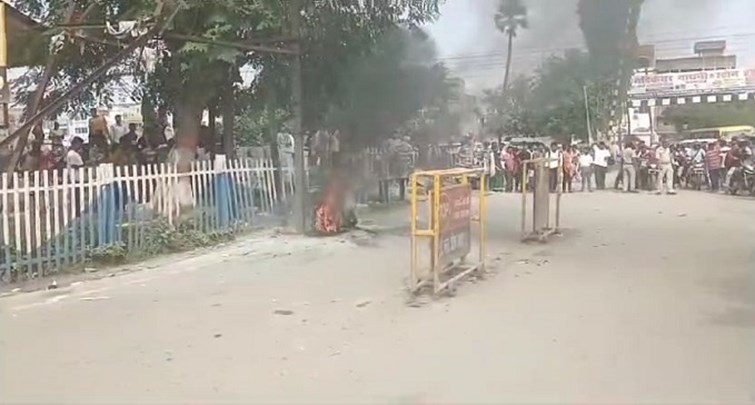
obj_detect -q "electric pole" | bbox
[583,85,593,145]
[289,0,307,233]
[0,2,9,136]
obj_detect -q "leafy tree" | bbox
[483,75,535,137]
[577,0,643,133]
[236,24,455,149]
[484,50,604,143]
[14,0,445,146]
[320,27,453,147]
[494,0,528,92]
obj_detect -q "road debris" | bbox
[273,309,295,316]
[80,296,110,301]
[355,299,372,308]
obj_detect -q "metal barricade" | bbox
[410,168,488,294]
[520,157,563,242]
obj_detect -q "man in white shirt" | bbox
[655,140,676,195]
[622,143,638,192]
[579,148,594,192]
[592,143,611,190]
[277,128,295,168]
[66,137,86,213]
[547,143,562,192]
[66,137,85,183]
[691,143,706,164]
[110,115,128,145]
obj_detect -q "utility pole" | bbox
[583,85,593,145]
[0,1,9,135]
[289,0,307,234]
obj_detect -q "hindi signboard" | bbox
[629,68,755,96]
[438,184,472,263]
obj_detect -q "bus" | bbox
[685,126,755,142]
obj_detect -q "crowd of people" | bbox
[464,140,619,194]
[467,136,754,196]
[17,109,217,175]
[614,138,754,195]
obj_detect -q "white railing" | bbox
[0,157,296,283]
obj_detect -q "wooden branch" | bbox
[3,0,82,173]
[0,4,180,168]
[163,33,299,55]
[247,36,298,45]
[72,32,127,48]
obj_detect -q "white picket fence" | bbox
[0,157,296,283]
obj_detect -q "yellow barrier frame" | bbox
[410,168,488,294]
[520,157,562,241]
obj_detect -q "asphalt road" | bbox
[1,189,754,404]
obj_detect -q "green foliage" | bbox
[13,0,158,115]
[577,0,642,78]
[89,243,128,265]
[494,0,528,91]
[484,50,605,142]
[15,0,446,146]
[319,27,455,146]
[483,75,535,137]
[494,0,528,37]
[139,218,234,256]
[233,107,285,147]
[577,0,643,132]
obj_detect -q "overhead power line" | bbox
[433,32,755,64]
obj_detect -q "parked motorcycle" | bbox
[728,163,755,196]
[687,162,706,191]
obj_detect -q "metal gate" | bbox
[520,157,563,242]
[410,168,488,294]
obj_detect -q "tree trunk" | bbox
[141,96,158,135]
[221,83,235,158]
[267,87,283,196]
[503,32,514,91]
[174,99,203,142]
[208,104,217,145]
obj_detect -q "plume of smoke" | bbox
[430,0,755,92]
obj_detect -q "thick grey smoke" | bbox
[428,0,755,93]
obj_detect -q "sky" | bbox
[426,0,755,93]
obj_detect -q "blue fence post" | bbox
[96,164,117,246]
[214,155,232,230]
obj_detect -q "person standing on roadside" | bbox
[516,146,531,192]
[723,143,741,191]
[655,140,676,195]
[502,146,517,192]
[579,147,594,192]
[547,142,562,192]
[705,141,723,192]
[110,115,128,145]
[592,142,610,190]
[622,142,638,193]
[88,108,109,146]
[562,145,577,193]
